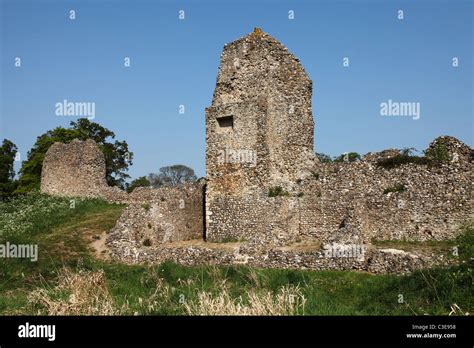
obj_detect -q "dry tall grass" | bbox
[28,268,119,315]
[183,284,306,316]
[27,266,306,316]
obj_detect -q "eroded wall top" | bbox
[211,27,312,107]
[40,139,127,201]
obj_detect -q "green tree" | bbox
[0,139,18,199]
[70,119,133,188]
[147,173,163,188]
[127,176,151,193]
[15,118,133,193]
[155,165,197,186]
[315,152,332,163]
[334,152,361,163]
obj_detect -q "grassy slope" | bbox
[0,194,472,315]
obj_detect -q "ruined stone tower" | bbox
[205,28,315,242]
[41,139,127,201]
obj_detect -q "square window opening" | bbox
[216,115,234,131]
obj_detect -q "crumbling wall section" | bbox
[40,139,127,202]
[206,136,473,243]
[107,183,204,249]
[41,139,203,245]
[306,157,472,243]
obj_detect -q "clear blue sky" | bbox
[1,0,472,180]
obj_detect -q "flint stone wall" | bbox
[205,28,315,242]
[106,235,450,275]
[207,136,473,244]
[108,183,204,247]
[41,139,128,202]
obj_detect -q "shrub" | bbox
[425,140,451,162]
[376,154,431,169]
[334,152,361,163]
[454,224,474,262]
[126,176,150,193]
[268,186,289,197]
[401,147,417,156]
[315,153,332,163]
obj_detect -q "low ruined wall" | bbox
[297,164,470,243]
[205,136,473,244]
[106,234,449,275]
[108,183,204,247]
[305,136,473,243]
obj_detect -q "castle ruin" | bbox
[40,29,473,274]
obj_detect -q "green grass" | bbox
[0,193,472,315]
[372,229,473,261]
[0,193,124,313]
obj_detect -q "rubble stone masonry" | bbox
[40,29,473,274]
